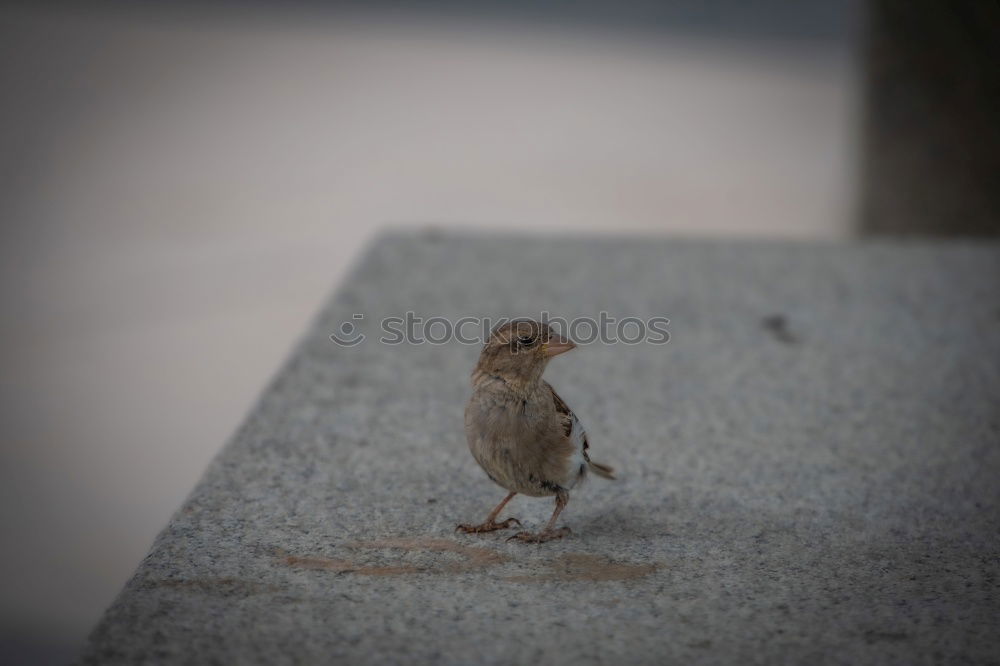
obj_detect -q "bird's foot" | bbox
[506,527,571,544]
[455,517,522,534]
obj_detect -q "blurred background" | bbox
[0,1,996,663]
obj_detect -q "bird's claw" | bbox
[505,527,572,544]
[455,517,522,534]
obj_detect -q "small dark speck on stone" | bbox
[864,630,910,644]
[762,314,800,344]
[426,498,437,504]
[422,227,445,241]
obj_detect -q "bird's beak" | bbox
[543,335,576,357]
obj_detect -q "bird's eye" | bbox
[517,335,535,346]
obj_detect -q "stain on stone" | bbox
[282,537,508,576]
[504,553,659,583]
[285,554,421,576]
[377,537,509,573]
[141,577,281,597]
[281,541,655,582]
[762,314,800,344]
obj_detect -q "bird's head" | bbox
[474,319,576,389]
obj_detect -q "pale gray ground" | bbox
[81,232,999,664]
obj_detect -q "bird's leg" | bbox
[507,491,571,544]
[456,491,521,533]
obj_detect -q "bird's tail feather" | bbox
[587,460,616,480]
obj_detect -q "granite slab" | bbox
[80,232,1000,664]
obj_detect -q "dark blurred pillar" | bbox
[859,1,1000,236]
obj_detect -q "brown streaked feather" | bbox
[547,382,590,455]
[546,382,616,481]
[548,384,574,439]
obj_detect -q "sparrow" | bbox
[457,319,615,543]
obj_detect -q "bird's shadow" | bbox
[569,493,759,544]
[572,502,677,541]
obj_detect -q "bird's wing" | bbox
[545,382,616,481]
[545,382,590,458]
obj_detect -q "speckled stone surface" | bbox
[81,232,1000,664]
